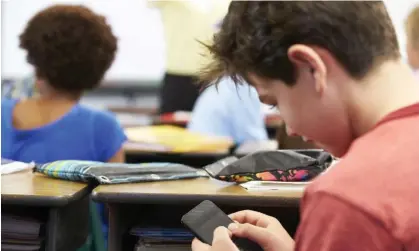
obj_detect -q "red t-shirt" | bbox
[295,103,419,251]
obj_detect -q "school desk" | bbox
[124,142,230,167]
[2,170,91,251]
[122,124,232,167]
[92,177,306,251]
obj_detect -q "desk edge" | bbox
[91,190,301,207]
[1,185,92,207]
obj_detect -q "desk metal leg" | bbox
[45,209,59,251]
[45,196,89,251]
[108,204,129,251]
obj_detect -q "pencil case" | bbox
[33,161,208,184]
[203,150,333,183]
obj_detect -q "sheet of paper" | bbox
[1,160,34,175]
[240,181,308,191]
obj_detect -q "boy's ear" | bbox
[288,45,327,94]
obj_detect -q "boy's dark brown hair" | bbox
[19,5,117,96]
[201,1,400,86]
[406,5,419,49]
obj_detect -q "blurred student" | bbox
[148,0,230,114]
[192,1,419,251]
[188,77,268,144]
[1,5,127,250]
[406,5,419,77]
[1,5,127,164]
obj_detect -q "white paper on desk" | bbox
[240,181,309,191]
[1,160,35,175]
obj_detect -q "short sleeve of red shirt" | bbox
[295,193,401,251]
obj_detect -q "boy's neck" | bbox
[347,60,419,138]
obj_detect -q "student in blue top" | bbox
[1,5,127,250]
[187,77,268,144]
[1,5,127,164]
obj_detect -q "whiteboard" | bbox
[1,0,166,82]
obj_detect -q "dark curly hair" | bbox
[19,4,117,96]
[201,1,400,86]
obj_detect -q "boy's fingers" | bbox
[191,238,210,251]
[212,227,238,251]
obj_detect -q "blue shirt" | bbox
[1,99,127,164]
[188,78,268,144]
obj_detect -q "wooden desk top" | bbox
[2,170,90,206]
[123,142,230,155]
[92,178,306,207]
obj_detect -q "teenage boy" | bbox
[192,2,419,251]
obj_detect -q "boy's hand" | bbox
[191,210,294,251]
[192,227,239,251]
[229,210,294,251]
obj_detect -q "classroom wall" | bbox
[385,0,419,59]
[1,0,418,83]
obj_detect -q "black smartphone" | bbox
[181,200,263,251]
